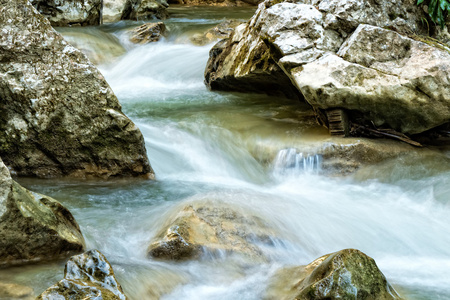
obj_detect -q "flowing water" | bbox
[3,6,450,300]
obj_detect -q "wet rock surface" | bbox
[0,158,85,267]
[148,199,276,261]
[266,249,402,300]
[190,20,243,46]
[37,249,127,300]
[30,0,102,26]
[129,22,167,44]
[0,0,153,178]
[122,0,169,21]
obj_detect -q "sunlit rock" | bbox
[293,25,450,134]
[204,0,450,136]
[147,199,276,261]
[30,0,102,26]
[266,249,402,300]
[37,250,127,300]
[0,158,85,267]
[129,22,167,44]
[0,0,153,178]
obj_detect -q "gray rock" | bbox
[292,25,450,134]
[0,0,153,178]
[30,0,102,26]
[266,249,402,300]
[129,22,167,44]
[204,22,301,99]
[0,158,85,267]
[103,0,128,23]
[37,249,127,300]
[121,0,169,21]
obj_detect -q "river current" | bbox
[2,6,450,300]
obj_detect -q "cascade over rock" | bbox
[266,249,402,300]
[147,198,276,261]
[205,0,450,136]
[0,0,154,178]
[37,250,128,300]
[129,22,167,44]
[30,0,102,26]
[0,157,85,267]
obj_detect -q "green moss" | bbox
[409,34,450,53]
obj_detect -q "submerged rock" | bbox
[0,282,34,300]
[129,22,167,44]
[0,158,85,267]
[190,20,243,46]
[37,249,127,300]
[30,0,102,26]
[0,0,153,178]
[266,249,402,300]
[147,199,275,261]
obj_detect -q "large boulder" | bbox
[205,23,301,99]
[292,25,450,134]
[30,0,102,26]
[205,0,425,97]
[104,0,168,22]
[0,0,153,178]
[266,249,402,300]
[205,0,450,136]
[37,249,127,300]
[0,158,85,267]
[147,199,276,261]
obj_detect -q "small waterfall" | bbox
[273,148,322,175]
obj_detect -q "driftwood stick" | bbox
[351,124,423,147]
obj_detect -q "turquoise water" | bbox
[3,7,450,300]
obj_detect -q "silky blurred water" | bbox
[4,6,450,300]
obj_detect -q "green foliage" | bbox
[417,0,450,28]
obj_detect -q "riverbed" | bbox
[2,6,450,300]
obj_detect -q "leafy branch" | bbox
[417,0,450,28]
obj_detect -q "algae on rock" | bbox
[0,0,154,178]
[0,158,85,267]
[266,249,402,300]
[37,250,128,300]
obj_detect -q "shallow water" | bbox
[4,6,450,300]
